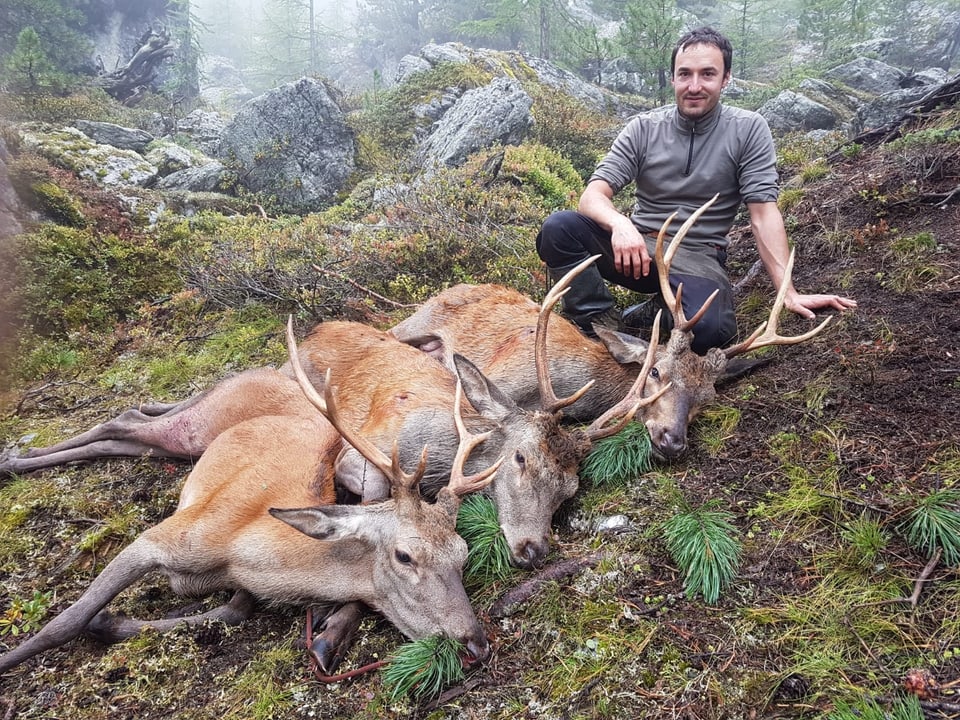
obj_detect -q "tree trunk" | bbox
[97,27,175,105]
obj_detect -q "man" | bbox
[535,26,856,353]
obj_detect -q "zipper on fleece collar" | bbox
[676,104,722,177]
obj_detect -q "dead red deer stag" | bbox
[0,350,500,676]
[390,195,833,461]
[278,285,665,673]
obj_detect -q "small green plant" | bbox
[30,181,87,227]
[695,405,741,457]
[382,635,466,701]
[662,499,741,604]
[891,231,937,260]
[777,187,805,212]
[840,142,863,158]
[799,160,829,183]
[825,694,923,720]
[456,494,515,584]
[899,488,960,565]
[839,515,888,570]
[0,590,52,635]
[579,421,653,486]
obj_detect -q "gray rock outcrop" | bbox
[823,58,906,95]
[71,120,154,153]
[417,76,533,170]
[217,77,356,213]
[177,109,228,156]
[758,90,838,134]
[854,85,940,133]
[155,162,230,193]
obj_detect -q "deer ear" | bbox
[594,326,652,365]
[452,353,517,420]
[269,506,366,541]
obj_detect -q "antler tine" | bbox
[537,255,597,413]
[723,248,833,358]
[655,195,720,331]
[448,380,503,498]
[285,316,422,488]
[676,283,720,332]
[654,211,680,316]
[584,311,672,441]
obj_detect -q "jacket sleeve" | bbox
[737,115,779,204]
[588,116,645,193]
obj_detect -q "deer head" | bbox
[594,194,832,459]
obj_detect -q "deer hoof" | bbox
[309,636,344,675]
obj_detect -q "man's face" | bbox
[671,43,729,120]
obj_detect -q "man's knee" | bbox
[536,210,592,267]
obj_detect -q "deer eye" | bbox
[395,550,412,564]
[514,451,526,466]
[650,367,661,380]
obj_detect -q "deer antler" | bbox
[723,247,832,358]
[654,194,721,332]
[583,311,672,441]
[286,317,428,492]
[434,379,505,522]
[447,380,503,498]
[537,255,598,413]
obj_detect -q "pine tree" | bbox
[0,0,89,77]
[620,0,682,104]
[3,26,59,93]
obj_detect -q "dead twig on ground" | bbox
[858,549,942,610]
[489,551,607,618]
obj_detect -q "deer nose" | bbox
[464,635,490,663]
[511,536,549,569]
[652,429,687,460]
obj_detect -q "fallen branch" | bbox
[889,183,960,208]
[489,551,607,618]
[920,699,960,713]
[423,677,485,710]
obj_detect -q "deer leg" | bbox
[0,536,160,674]
[85,590,256,643]
[16,384,218,461]
[4,368,298,479]
[1,437,193,477]
[307,602,368,674]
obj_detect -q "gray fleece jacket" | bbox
[589,102,779,253]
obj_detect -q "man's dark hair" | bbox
[671,27,733,77]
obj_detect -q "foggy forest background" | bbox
[1,0,958,110]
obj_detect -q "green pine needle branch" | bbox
[580,420,653,486]
[382,635,466,701]
[662,500,741,604]
[825,694,923,720]
[899,487,960,566]
[456,494,515,584]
